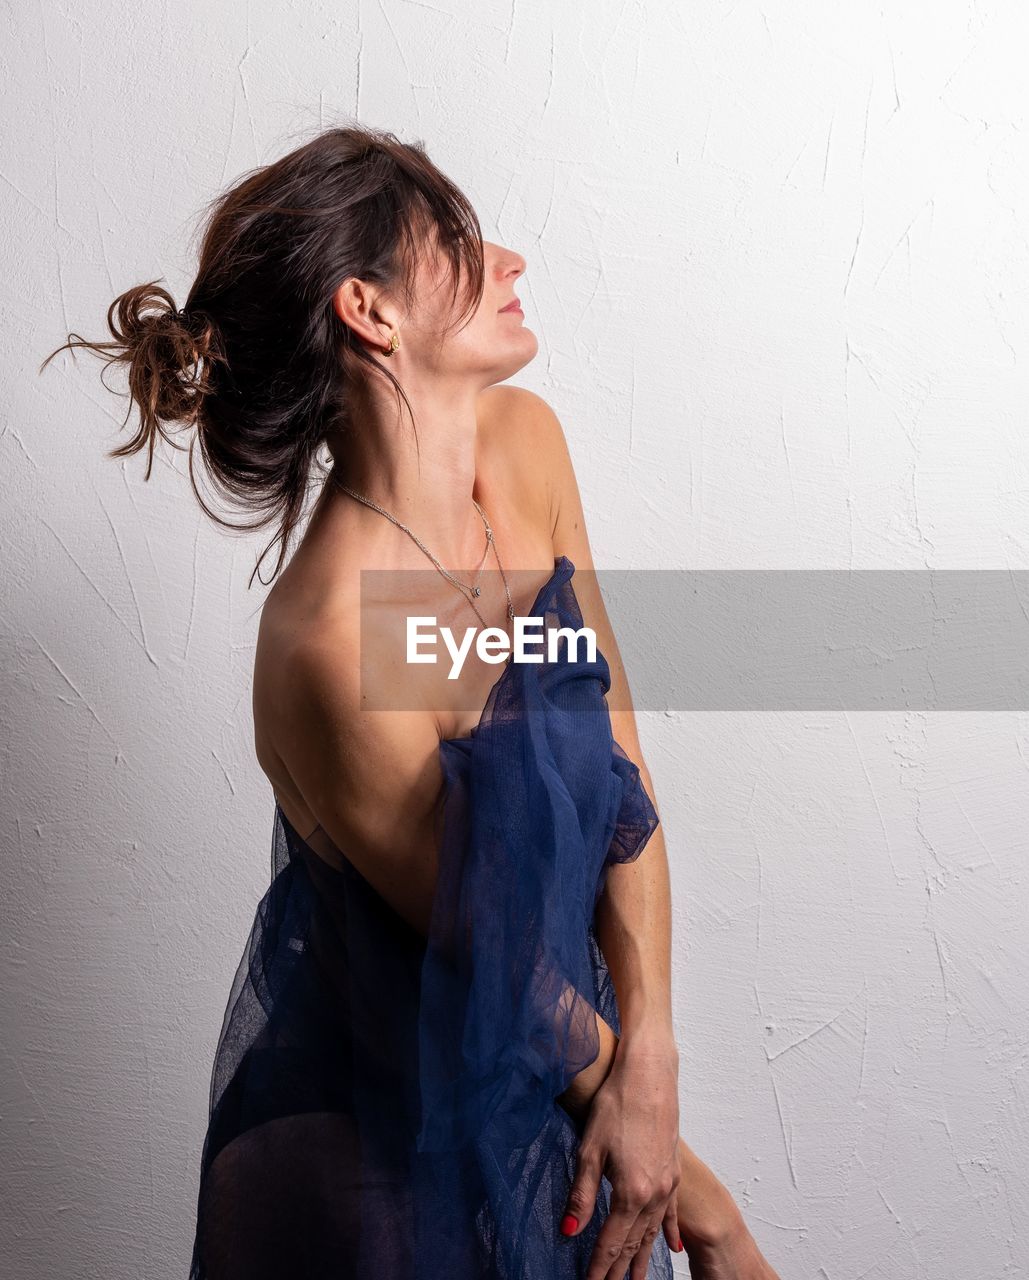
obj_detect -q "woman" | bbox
[44,124,779,1280]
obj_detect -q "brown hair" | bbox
[39,122,485,586]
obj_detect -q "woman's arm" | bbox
[511,389,681,1279]
[526,390,678,1056]
[556,1006,620,1128]
[516,390,676,1051]
[594,760,675,1043]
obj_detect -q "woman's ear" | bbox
[333,276,394,352]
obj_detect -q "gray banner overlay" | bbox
[355,567,1029,712]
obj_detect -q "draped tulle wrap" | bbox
[188,557,672,1279]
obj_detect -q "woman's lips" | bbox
[499,298,522,313]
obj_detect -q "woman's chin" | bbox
[507,326,539,367]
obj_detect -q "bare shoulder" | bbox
[476,384,577,540]
[478,383,572,467]
[479,386,654,785]
[285,631,441,804]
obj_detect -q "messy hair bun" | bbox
[54,281,226,472]
[115,283,223,435]
[40,122,485,587]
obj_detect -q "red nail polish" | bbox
[677,1237,684,1251]
[560,1213,579,1236]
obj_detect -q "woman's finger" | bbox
[625,1209,665,1280]
[597,1205,649,1280]
[587,1174,664,1280]
[561,1137,604,1240]
[585,1195,639,1280]
[661,1190,682,1254]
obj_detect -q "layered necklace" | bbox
[331,475,515,629]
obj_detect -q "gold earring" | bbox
[383,332,400,356]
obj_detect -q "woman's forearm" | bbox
[594,755,675,1045]
[556,1006,619,1127]
[555,752,675,1125]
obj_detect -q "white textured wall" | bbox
[3,2,1028,1276]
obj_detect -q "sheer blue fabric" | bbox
[188,556,672,1279]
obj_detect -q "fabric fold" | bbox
[606,736,661,867]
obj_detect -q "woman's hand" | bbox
[559,1033,683,1280]
[673,1136,782,1280]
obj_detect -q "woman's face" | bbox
[402,232,539,389]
